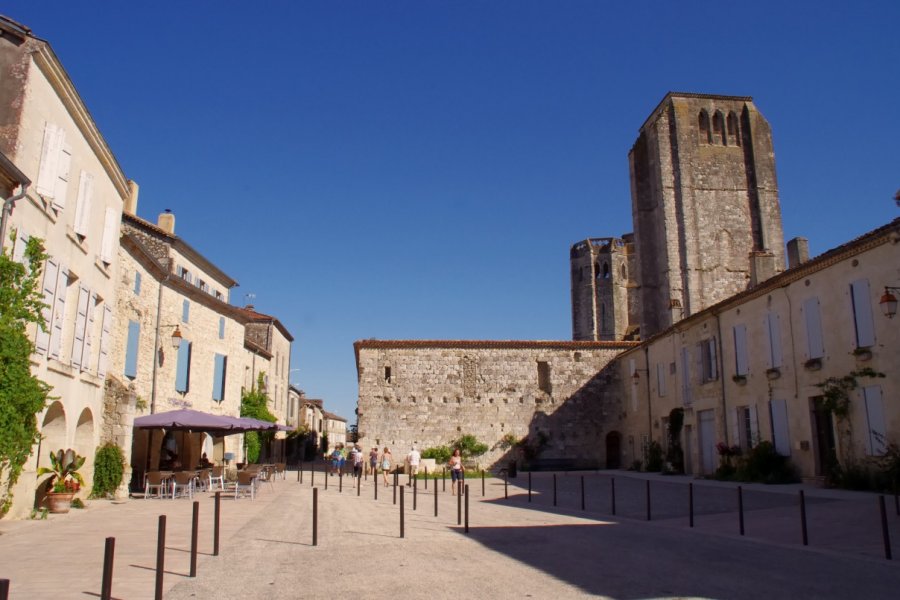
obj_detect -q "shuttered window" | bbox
[70,286,90,368]
[80,293,97,372]
[212,354,227,402]
[35,259,58,354]
[766,312,783,368]
[100,207,118,264]
[182,299,190,323]
[12,228,28,263]
[124,320,140,379]
[48,267,68,360]
[218,317,225,339]
[803,297,825,359]
[733,324,748,376]
[700,338,718,382]
[97,305,113,377]
[134,272,142,295]
[656,363,666,397]
[863,386,886,455]
[175,340,192,393]
[36,122,62,199]
[770,399,791,456]
[850,279,876,348]
[74,171,94,237]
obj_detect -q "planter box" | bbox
[45,492,75,514]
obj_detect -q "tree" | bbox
[0,236,52,516]
[240,372,276,463]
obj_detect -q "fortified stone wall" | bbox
[356,341,636,468]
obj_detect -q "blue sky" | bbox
[5,2,899,421]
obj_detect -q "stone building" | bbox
[630,92,785,337]
[355,340,636,467]
[323,411,348,450]
[0,15,129,517]
[570,235,639,341]
[617,219,900,479]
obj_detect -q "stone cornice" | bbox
[30,42,128,200]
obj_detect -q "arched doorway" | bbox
[606,431,622,469]
[74,408,95,492]
[35,401,67,507]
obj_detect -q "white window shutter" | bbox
[74,171,94,236]
[850,279,876,348]
[750,406,759,446]
[767,313,783,368]
[729,408,739,446]
[12,228,28,263]
[770,399,791,456]
[803,297,825,359]
[53,140,71,210]
[97,305,112,377]
[49,267,68,360]
[100,207,118,263]
[36,122,61,198]
[81,292,97,372]
[35,259,59,354]
[863,386,886,455]
[70,285,89,368]
[733,324,748,375]
[710,338,718,380]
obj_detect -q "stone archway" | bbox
[605,431,622,469]
[35,401,67,507]
[74,408,95,494]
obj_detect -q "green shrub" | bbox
[734,441,800,484]
[71,498,85,509]
[452,434,488,459]
[645,441,664,472]
[421,446,452,464]
[90,443,125,498]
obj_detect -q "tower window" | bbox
[384,366,391,383]
[602,262,610,279]
[537,361,551,394]
[698,110,711,144]
[712,111,726,145]
[727,111,740,146]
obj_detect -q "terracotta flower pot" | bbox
[46,491,75,514]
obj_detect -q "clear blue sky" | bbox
[6,2,899,421]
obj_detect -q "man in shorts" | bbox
[406,446,421,486]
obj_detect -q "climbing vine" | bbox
[240,372,276,463]
[0,236,52,517]
[816,368,885,420]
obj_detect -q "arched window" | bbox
[712,111,726,145]
[698,110,711,144]
[621,264,627,280]
[602,262,610,279]
[727,112,740,146]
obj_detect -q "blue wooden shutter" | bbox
[134,272,142,295]
[212,354,227,402]
[175,340,192,393]
[218,317,225,339]
[182,299,190,323]
[124,320,140,379]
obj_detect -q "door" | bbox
[811,396,836,476]
[605,432,621,469]
[698,410,717,475]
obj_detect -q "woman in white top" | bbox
[448,448,464,495]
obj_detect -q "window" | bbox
[124,320,140,379]
[712,111,726,145]
[175,340,192,393]
[863,386,886,455]
[212,354,227,402]
[850,279,875,348]
[182,299,190,323]
[656,363,667,397]
[733,324,748,376]
[726,111,740,146]
[73,171,93,237]
[700,337,718,383]
[99,207,118,264]
[698,110,711,144]
[384,366,391,383]
[12,228,29,264]
[97,305,113,378]
[218,317,225,339]
[769,399,790,456]
[71,286,94,370]
[766,312,783,368]
[134,272,142,295]
[36,259,59,355]
[734,406,758,451]
[537,361,551,394]
[36,122,72,210]
[802,297,825,359]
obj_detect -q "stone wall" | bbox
[356,341,635,468]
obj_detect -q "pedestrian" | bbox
[352,445,363,478]
[380,447,393,487]
[330,445,341,476]
[338,443,347,474]
[449,448,464,495]
[369,446,379,476]
[406,446,421,486]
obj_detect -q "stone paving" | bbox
[2,469,900,599]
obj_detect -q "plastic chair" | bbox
[171,471,195,499]
[145,471,167,499]
[232,470,256,500]
[210,466,226,490]
[274,463,286,480]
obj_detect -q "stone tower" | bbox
[570,235,639,341]
[629,92,784,338]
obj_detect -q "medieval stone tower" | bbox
[628,92,785,338]
[570,234,640,341]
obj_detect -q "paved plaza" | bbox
[2,469,900,599]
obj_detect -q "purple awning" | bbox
[133,409,239,433]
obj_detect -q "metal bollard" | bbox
[611,477,616,516]
[443,468,446,492]
[358,471,361,496]
[0,579,9,600]
[414,477,417,511]
[482,469,485,497]
[325,469,328,490]
[375,473,378,500]
[646,480,651,521]
[313,488,318,546]
[880,495,892,560]
[553,474,557,507]
[528,471,532,503]
[457,484,462,525]
[190,500,199,577]
[738,486,745,536]
[393,473,397,505]
[425,467,428,489]
[800,490,808,546]
[504,471,508,499]
[434,475,439,516]
[214,492,221,556]
[400,487,405,538]
[310,462,314,487]
[297,467,301,482]
[581,476,585,511]
[339,472,343,493]
[689,483,694,528]
[101,536,115,600]
[155,515,166,600]
[465,484,470,533]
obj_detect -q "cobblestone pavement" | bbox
[2,469,900,599]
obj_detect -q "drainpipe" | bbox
[149,272,171,414]
[644,344,652,442]
[715,312,729,445]
[0,182,31,252]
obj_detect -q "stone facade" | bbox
[356,341,636,467]
[570,235,639,341]
[629,93,785,338]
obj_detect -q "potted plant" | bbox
[37,449,86,514]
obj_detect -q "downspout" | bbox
[644,344,652,443]
[715,311,729,445]
[149,271,170,415]
[0,183,31,252]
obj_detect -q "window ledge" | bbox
[80,371,102,388]
[47,358,75,379]
[66,227,89,255]
[94,257,111,278]
[26,193,58,224]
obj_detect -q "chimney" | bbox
[157,209,175,234]
[749,251,776,287]
[124,180,139,215]
[786,237,809,269]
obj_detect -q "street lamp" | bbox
[880,287,900,319]
[170,325,183,349]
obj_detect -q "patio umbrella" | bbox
[228,417,280,432]
[133,408,240,433]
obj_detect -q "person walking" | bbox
[369,446,379,476]
[406,446,421,487]
[352,444,364,478]
[380,447,393,487]
[449,448,464,496]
